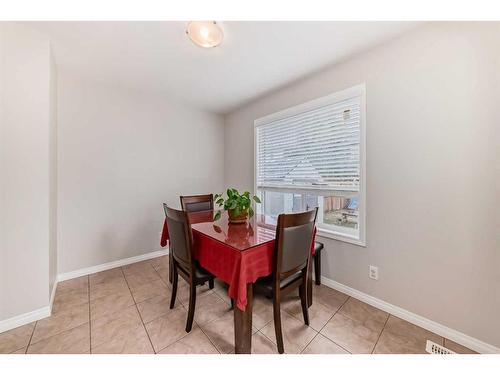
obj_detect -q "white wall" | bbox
[0,23,56,321]
[48,48,58,297]
[57,71,225,274]
[224,22,500,347]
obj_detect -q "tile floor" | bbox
[0,256,477,354]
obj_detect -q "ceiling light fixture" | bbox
[186,21,223,48]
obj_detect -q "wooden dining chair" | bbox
[254,208,318,354]
[163,204,215,332]
[313,241,324,285]
[179,193,235,308]
[180,194,213,212]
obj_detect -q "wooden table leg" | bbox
[307,260,313,307]
[234,283,253,354]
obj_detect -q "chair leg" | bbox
[169,264,178,309]
[168,250,173,284]
[273,296,284,354]
[230,299,234,310]
[208,278,214,289]
[314,251,321,285]
[185,284,196,332]
[299,282,310,326]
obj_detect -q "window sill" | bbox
[316,227,366,247]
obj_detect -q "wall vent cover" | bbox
[425,340,456,354]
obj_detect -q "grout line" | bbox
[312,295,351,334]
[24,320,37,353]
[194,325,222,354]
[371,313,390,354]
[300,331,319,354]
[318,332,352,354]
[121,266,157,354]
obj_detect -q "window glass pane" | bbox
[257,189,360,240]
[263,190,285,216]
[319,195,359,238]
[304,194,319,211]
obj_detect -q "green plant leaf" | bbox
[227,188,233,198]
[213,210,222,221]
[253,195,261,203]
[229,200,237,209]
[216,198,224,206]
[234,206,240,216]
[248,206,254,218]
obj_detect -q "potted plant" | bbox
[213,188,261,224]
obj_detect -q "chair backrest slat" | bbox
[180,194,213,212]
[274,208,318,279]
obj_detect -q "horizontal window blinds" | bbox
[256,96,361,192]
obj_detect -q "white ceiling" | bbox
[32,21,422,114]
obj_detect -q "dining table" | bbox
[160,210,314,354]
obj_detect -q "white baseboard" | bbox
[57,249,168,282]
[0,249,168,334]
[0,306,50,334]
[320,276,500,354]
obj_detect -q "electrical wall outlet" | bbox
[369,265,379,280]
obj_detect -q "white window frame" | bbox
[254,84,366,247]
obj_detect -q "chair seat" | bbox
[194,263,213,280]
[255,271,302,296]
[177,261,214,282]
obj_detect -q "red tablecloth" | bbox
[160,218,315,311]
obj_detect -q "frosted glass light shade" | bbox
[186,21,223,48]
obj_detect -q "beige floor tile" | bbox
[284,296,335,331]
[373,316,443,354]
[321,313,380,354]
[201,311,237,354]
[150,256,169,271]
[252,294,274,330]
[338,298,389,332]
[251,331,279,354]
[11,347,27,354]
[444,339,477,354]
[213,284,232,306]
[89,277,130,301]
[124,268,161,290]
[31,302,89,344]
[155,267,170,284]
[52,288,89,314]
[137,295,172,323]
[27,323,90,354]
[313,285,349,311]
[130,279,170,304]
[89,268,124,285]
[90,290,135,320]
[145,307,192,352]
[194,293,232,327]
[158,327,219,354]
[302,333,350,354]
[260,310,317,354]
[0,323,35,354]
[122,260,155,277]
[91,325,154,354]
[57,276,89,295]
[91,305,143,348]
[177,282,214,306]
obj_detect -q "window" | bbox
[254,84,366,246]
